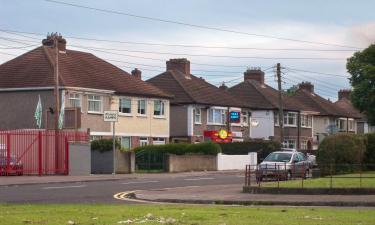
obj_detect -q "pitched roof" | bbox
[0,46,171,98]
[334,98,364,120]
[147,70,246,107]
[290,89,348,117]
[228,79,303,111]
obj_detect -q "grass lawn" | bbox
[0,204,374,225]
[260,171,375,188]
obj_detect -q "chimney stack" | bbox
[244,68,265,84]
[166,58,190,77]
[219,82,228,91]
[299,82,314,93]
[338,89,351,100]
[131,68,142,80]
[42,33,67,52]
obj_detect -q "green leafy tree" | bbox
[285,85,298,96]
[347,44,375,125]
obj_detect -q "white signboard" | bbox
[104,111,118,122]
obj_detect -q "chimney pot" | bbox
[244,68,265,84]
[131,68,142,80]
[166,58,191,77]
[219,82,228,90]
[299,82,314,93]
[42,33,66,52]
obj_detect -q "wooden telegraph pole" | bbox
[54,34,60,173]
[276,63,284,143]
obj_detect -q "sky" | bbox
[1,0,374,101]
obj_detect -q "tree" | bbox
[285,85,298,96]
[347,44,375,125]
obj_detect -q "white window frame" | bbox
[194,108,202,124]
[300,140,308,150]
[87,94,103,113]
[282,139,296,149]
[119,98,132,115]
[153,100,165,117]
[120,136,131,150]
[207,108,227,125]
[152,137,166,145]
[284,112,297,127]
[241,111,249,126]
[348,119,355,131]
[137,99,147,116]
[69,93,81,108]
[140,137,148,146]
[301,114,312,128]
[336,118,346,131]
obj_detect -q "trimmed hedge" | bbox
[91,139,120,152]
[219,140,281,160]
[133,142,221,155]
[364,133,375,164]
[317,133,365,165]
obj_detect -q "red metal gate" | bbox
[0,130,89,176]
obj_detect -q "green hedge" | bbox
[91,139,120,152]
[219,140,281,160]
[133,142,221,155]
[364,133,375,164]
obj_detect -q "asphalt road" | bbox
[0,173,245,204]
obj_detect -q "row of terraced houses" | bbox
[0,35,374,151]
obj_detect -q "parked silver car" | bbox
[256,150,310,181]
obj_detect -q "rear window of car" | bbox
[264,153,292,162]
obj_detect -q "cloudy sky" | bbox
[1,0,374,100]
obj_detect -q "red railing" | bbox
[0,129,89,176]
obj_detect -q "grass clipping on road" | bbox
[0,204,374,225]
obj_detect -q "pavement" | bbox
[131,184,375,207]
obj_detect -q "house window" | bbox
[300,140,308,150]
[137,99,147,115]
[152,137,166,145]
[349,119,355,131]
[69,93,81,108]
[140,137,148,146]
[207,108,226,125]
[194,108,201,124]
[283,139,296,149]
[119,98,132,114]
[241,111,248,126]
[301,114,312,128]
[121,137,131,151]
[284,112,297,126]
[153,100,165,116]
[274,114,279,126]
[336,119,346,131]
[88,95,102,113]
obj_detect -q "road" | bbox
[0,173,245,204]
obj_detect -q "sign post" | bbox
[104,110,118,175]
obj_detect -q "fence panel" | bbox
[0,129,88,176]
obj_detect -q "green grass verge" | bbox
[0,204,374,225]
[260,172,375,188]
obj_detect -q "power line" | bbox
[44,0,362,50]
[283,69,347,89]
[284,66,349,78]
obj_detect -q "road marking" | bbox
[122,180,159,185]
[42,185,86,190]
[236,175,245,178]
[184,177,215,181]
[113,191,156,203]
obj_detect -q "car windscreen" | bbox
[264,153,292,162]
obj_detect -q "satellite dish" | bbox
[251,119,260,127]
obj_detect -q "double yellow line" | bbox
[113,191,155,203]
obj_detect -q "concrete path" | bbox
[133,184,375,207]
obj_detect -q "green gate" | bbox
[135,150,166,172]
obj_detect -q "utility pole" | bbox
[53,34,60,173]
[276,63,284,144]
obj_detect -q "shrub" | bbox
[317,134,365,174]
[133,142,221,155]
[364,133,375,164]
[91,139,120,152]
[219,140,281,160]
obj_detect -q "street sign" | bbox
[104,111,118,122]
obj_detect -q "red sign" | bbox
[204,129,232,143]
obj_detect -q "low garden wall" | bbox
[217,152,257,171]
[167,154,217,172]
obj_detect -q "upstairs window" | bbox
[284,112,297,126]
[194,108,201,124]
[301,114,312,128]
[137,99,147,115]
[153,100,165,116]
[88,95,102,113]
[119,98,132,114]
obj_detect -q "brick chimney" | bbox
[131,68,142,80]
[338,89,351,100]
[219,82,228,90]
[244,68,264,84]
[299,82,314,93]
[42,33,67,52]
[166,58,190,77]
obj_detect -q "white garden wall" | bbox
[217,152,257,171]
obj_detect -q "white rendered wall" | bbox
[217,152,257,171]
[250,110,274,139]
